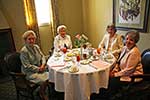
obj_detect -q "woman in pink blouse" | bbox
[103,30,143,99]
[110,30,143,81]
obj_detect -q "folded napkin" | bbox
[50,63,65,67]
[90,59,110,69]
[47,57,65,67]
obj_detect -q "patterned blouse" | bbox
[54,34,72,52]
[98,33,124,59]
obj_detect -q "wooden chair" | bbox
[4,52,39,100]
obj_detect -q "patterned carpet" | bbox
[0,75,16,100]
[0,75,64,100]
[1,75,149,100]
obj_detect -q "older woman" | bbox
[110,30,143,81]
[54,25,72,52]
[20,30,49,100]
[106,30,143,98]
[98,23,124,59]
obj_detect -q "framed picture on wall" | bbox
[113,0,150,32]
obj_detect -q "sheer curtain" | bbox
[50,0,59,37]
[23,0,60,46]
[23,0,41,46]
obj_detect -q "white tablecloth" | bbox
[47,52,114,100]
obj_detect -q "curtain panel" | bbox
[50,0,59,37]
[23,0,41,47]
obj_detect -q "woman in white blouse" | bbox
[54,25,72,52]
[98,23,124,59]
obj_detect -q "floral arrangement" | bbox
[74,33,89,48]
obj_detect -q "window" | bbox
[34,0,51,26]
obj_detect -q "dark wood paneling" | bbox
[0,28,16,75]
[0,28,16,58]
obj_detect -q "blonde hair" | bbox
[57,25,67,34]
[22,30,36,40]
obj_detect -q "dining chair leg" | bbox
[16,90,20,100]
[47,82,55,99]
[31,93,35,100]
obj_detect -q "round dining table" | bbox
[47,49,115,100]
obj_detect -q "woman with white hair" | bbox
[20,30,49,100]
[54,25,72,52]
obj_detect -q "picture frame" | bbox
[113,0,150,32]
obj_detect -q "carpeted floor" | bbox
[0,75,64,100]
[0,75,17,100]
[1,75,149,100]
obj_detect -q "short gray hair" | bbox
[107,23,117,32]
[125,30,140,43]
[22,30,37,40]
[57,25,67,34]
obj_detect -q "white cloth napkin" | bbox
[47,56,65,67]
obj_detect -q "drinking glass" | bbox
[76,55,80,62]
[97,48,101,55]
[62,47,67,54]
[83,53,87,59]
[76,55,80,67]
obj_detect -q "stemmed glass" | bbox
[62,47,67,54]
[76,54,80,67]
[100,49,107,61]
[97,48,101,55]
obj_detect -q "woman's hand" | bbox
[39,64,46,72]
[109,71,115,78]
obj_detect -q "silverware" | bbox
[58,65,71,71]
[89,64,98,70]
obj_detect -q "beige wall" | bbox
[82,0,113,48]
[0,0,53,55]
[40,0,84,54]
[82,0,150,52]
[0,0,83,55]
[137,9,150,52]
[40,0,83,54]
[0,0,27,52]
[0,0,149,54]
[39,26,53,55]
[57,0,83,43]
[0,9,9,29]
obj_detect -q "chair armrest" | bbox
[10,72,38,89]
[130,74,150,82]
[9,72,26,76]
